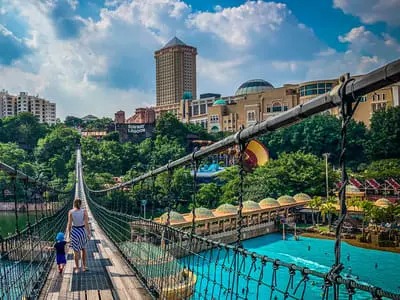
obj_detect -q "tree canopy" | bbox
[260,115,368,169]
[0,113,48,151]
[245,151,337,198]
[367,106,400,160]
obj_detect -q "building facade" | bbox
[112,107,156,143]
[0,90,56,124]
[155,37,197,117]
[176,77,399,132]
[347,82,400,127]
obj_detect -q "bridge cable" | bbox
[12,169,19,234]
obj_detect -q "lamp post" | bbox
[141,199,147,241]
[323,153,330,200]
[141,199,147,219]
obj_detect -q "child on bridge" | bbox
[54,232,67,274]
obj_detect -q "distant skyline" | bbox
[0,0,399,119]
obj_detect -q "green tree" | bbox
[152,136,186,167]
[260,115,367,169]
[309,196,323,225]
[218,166,241,205]
[196,183,220,208]
[35,126,80,180]
[246,152,337,198]
[64,116,83,128]
[358,200,374,237]
[155,113,188,146]
[85,117,113,131]
[0,143,27,167]
[154,167,193,213]
[320,198,336,227]
[0,113,48,151]
[103,131,120,142]
[83,172,114,190]
[362,159,400,181]
[367,106,400,160]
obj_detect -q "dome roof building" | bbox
[375,198,391,208]
[213,99,227,106]
[242,200,261,212]
[277,195,296,205]
[235,79,274,96]
[215,203,237,215]
[160,211,185,224]
[193,207,215,219]
[259,198,280,208]
[293,193,311,203]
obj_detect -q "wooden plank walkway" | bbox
[40,200,152,300]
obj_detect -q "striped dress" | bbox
[70,209,88,251]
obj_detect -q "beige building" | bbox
[0,90,56,124]
[178,77,399,132]
[180,79,298,133]
[348,82,400,127]
[155,37,197,117]
[1,90,17,117]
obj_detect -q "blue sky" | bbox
[0,0,399,119]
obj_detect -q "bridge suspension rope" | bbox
[0,161,74,299]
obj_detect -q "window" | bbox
[266,107,271,113]
[284,106,288,111]
[359,96,367,102]
[247,111,255,122]
[210,115,219,123]
[200,104,206,114]
[382,93,386,100]
[272,102,282,112]
[193,105,199,115]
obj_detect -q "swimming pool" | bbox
[182,233,400,299]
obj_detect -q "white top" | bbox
[71,209,85,227]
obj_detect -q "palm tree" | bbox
[320,201,336,228]
[309,198,317,226]
[359,200,374,238]
[310,196,323,225]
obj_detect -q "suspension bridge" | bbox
[0,59,400,299]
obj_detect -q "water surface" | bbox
[185,233,400,299]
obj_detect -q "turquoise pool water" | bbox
[183,233,400,299]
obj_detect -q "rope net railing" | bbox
[85,191,399,300]
[81,59,400,300]
[0,162,74,299]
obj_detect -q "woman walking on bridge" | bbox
[67,198,90,273]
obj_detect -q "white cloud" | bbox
[187,1,288,47]
[334,0,400,25]
[0,0,399,120]
[338,26,400,59]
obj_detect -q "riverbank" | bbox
[302,232,400,254]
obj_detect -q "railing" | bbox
[0,162,74,299]
[83,59,400,300]
[86,192,400,300]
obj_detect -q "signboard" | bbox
[127,124,146,134]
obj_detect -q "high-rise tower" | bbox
[155,37,197,117]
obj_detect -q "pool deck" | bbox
[302,232,400,254]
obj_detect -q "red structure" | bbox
[126,108,155,124]
[114,110,126,124]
